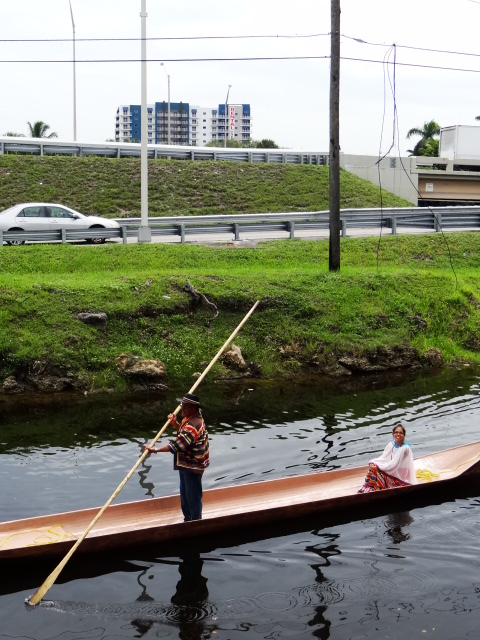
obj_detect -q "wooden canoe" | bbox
[1,440,479,563]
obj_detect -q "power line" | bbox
[2,30,480,64]
[0,32,329,44]
[2,55,480,76]
[341,33,480,60]
[342,56,480,73]
[1,55,328,63]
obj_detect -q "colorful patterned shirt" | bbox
[168,414,210,475]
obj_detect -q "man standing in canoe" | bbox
[143,393,210,521]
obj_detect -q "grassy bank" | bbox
[1,233,479,392]
[0,155,411,217]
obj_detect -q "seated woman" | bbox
[358,423,416,493]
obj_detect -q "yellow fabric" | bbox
[416,451,480,482]
[415,469,440,482]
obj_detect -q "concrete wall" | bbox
[340,153,418,205]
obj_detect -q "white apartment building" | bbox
[115,102,251,146]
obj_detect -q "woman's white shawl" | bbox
[370,442,417,484]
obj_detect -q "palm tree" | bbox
[406,120,440,156]
[27,121,58,139]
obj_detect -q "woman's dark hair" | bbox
[392,423,406,435]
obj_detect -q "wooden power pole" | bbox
[329,0,341,271]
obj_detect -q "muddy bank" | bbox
[0,343,449,396]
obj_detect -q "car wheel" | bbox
[6,228,25,246]
[86,226,106,244]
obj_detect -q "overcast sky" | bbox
[1,0,480,155]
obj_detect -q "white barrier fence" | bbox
[0,137,328,166]
[1,206,479,246]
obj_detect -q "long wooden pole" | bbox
[28,299,260,606]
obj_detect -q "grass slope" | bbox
[0,155,411,217]
[1,233,479,391]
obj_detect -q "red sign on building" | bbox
[229,106,235,137]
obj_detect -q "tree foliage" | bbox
[27,121,58,139]
[406,120,440,156]
[206,138,279,149]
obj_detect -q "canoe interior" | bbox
[1,440,479,562]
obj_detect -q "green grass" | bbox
[0,155,411,218]
[1,233,479,391]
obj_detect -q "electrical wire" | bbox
[2,56,480,76]
[2,29,480,64]
[374,45,458,288]
[0,55,329,64]
[0,32,330,43]
[0,29,479,65]
[341,33,480,60]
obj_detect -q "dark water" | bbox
[1,367,479,639]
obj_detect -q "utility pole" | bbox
[329,0,341,271]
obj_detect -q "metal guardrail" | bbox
[0,137,328,166]
[1,206,480,246]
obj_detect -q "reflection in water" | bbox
[305,533,341,638]
[385,511,414,544]
[171,555,210,640]
[137,449,155,498]
[130,556,210,640]
[171,554,209,606]
[131,567,155,636]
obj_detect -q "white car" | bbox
[0,203,120,245]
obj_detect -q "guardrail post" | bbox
[288,220,295,239]
[178,223,185,243]
[434,213,442,232]
[233,223,240,241]
[391,217,397,235]
[120,226,128,244]
[0,230,3,245]
[61,228,67,243]
[341,219,347,237]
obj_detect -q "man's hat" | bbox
[176,393,201,406]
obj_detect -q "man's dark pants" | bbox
[179,469,203,521]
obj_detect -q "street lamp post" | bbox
[138,0,151,243]
[224,84,231,148]
[161,63,171,145]
[69,0,77,141]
